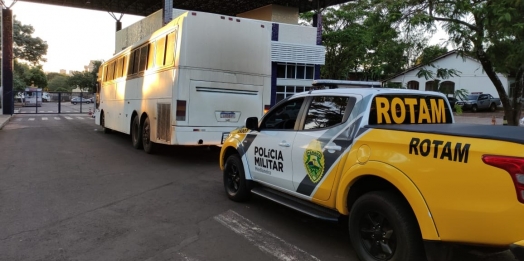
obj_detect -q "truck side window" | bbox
[260,98,305,130]
[303,96,353,130]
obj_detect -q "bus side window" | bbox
[147,42,155,69]
[108,61,115,81]
[115,57,123,79]
[165,32,176,66]
[133,49,140,75]
[155,36,166,67]
[103,65,108,82]
[122,55,128,78]
[128,50,136,75]
[139,45,148,72]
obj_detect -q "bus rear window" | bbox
[368,94,452,125]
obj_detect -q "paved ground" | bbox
[0,113,518,261]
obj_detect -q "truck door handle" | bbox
[279,142,290,147]
[325,145,342,152]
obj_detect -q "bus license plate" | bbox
[220,112,236,119]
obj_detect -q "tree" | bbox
[380,0,524,125]
[12,61,47,92]
[415,45,449,65]
[12,18,48,65]
[300,1,426,81]
[47,74,70,92]
[68,71,93,92]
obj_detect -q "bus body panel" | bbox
[97,11,271,146]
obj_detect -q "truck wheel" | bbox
[142,116,157,154]
[349,191,424,261]
[101,112,111,134]
[131,117,143,149]
[471,105,478,113]
[223,154,250,202]
[489,103,496,112]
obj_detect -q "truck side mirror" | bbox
[245,117,259,131]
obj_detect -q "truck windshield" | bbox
[466,94,479,100]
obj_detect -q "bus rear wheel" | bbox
[142,116,157,154]
[131,116,143,149]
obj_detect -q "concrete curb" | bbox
[0,115,12,130]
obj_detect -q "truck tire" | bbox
[142,116,157,154]
[471,105,478,113]
[131,116,143,149]
[489,103,496,112]
[223,154,250,202]
[349,191,425,261]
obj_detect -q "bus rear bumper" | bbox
[174,126,237,146]
[511,240,524,261]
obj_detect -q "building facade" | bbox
[382,51,514,99]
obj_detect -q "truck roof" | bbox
[292,88,447,98]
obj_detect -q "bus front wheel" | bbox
[142,116,157,154]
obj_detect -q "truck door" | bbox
[291,95,358,201]
[478,94,489,109]
[245,97,306,191]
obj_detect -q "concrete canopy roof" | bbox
[18,0,348,17]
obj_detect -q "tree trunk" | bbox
[475,49,521,126]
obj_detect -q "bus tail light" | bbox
[264,105,270,115]
[176,100,186,121]
[482,155,524,203]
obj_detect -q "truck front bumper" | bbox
[511,240,524,261]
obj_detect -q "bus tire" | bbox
[142,116,157,154]
[101,112,111,134]
[131,117,143,149]
[223,154,250,202]
[349,191,425,261]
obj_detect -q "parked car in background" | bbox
[42,92,51,102]
[456,93,501,112]
[71,97,93,105]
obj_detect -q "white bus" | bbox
[95,11,271,153]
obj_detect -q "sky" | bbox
[10,2,144,73]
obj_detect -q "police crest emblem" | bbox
[303,140,325,183]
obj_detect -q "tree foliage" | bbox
[13,61,47,92]
[373,0,524,125]
[47,74,70,92]
[415,45,449,65]
[300,1,428,81]
[12,18,48,65]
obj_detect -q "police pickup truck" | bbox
[219,88,524,261]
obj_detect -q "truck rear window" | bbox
[368,94,453,124]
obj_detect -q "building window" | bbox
[276,85,313,102]
[407,81,419,90]
[425,81,438,91]
[276,63,315,79]
[440,81,455,96]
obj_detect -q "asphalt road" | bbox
[0,114,517,261]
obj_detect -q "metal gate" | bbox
[13,90,95,115]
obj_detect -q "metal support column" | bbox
[162,0,173,25]
[270,23,279,107]
[2,8,13,115]
[313,12,322,80]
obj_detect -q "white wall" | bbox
[388,54,509,98]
